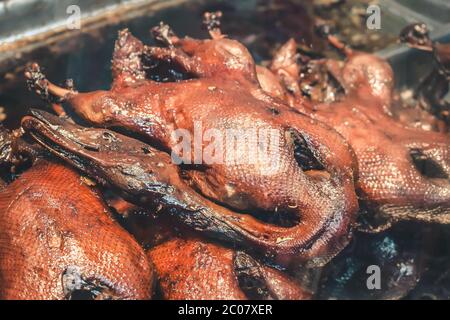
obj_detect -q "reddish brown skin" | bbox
[0,160,154,300]
[22,109,353,268]
[106,195,310,300]
[25,23,360,266]
[265,38,450,227]
[255,65,288,101]
[269,39,302,99]
[148,238,312,300]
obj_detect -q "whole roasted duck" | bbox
[260,33,450,230]
[23,14,360,267]
[0,143,154,299]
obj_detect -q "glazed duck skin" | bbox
[22,109,355,267]
[24,18,360,266]
[0,159,153,299]
[266,37,450,228]
[148,238,312,300]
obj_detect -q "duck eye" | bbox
[410,149,448,179]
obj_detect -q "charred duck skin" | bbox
[0,124,42,168]
[399,23,450,130]
[148,238,312,300]
[22,109,356,267]
[0,159,154,299]
[24,17,359,267]
[265,37,450,228]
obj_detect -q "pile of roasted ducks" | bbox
[0,13,448,299]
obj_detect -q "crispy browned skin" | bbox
[148,238,312,300]
[265,38,450,228]
[0,159,153,299]
[22,109,356,267]
[24,17,360,267]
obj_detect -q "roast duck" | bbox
[0,12,448,299]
